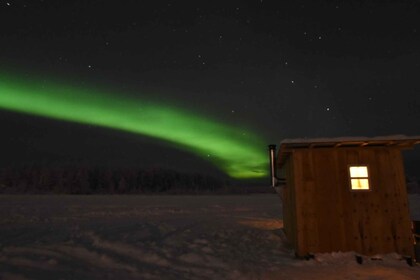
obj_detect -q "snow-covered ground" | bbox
[0,194,419,280]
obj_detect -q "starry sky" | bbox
[0,0,419,179]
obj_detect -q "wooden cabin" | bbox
[273,136,420,259]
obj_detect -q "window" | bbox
[349,166,370,190]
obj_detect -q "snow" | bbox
[0,194,419,279]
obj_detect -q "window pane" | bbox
[351,179,369,190]
[349,166,368,178]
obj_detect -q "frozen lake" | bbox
[0,194,419,279]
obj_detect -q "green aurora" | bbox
[0,73,268,178]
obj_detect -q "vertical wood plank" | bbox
[344,149,364,253]
[292,150,307,256]
[313,148,340,253]
[390,149,414,257]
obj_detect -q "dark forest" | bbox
[0,166,233,194]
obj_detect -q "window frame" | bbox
[348,164,372,192]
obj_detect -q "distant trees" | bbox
[0,166,229,194]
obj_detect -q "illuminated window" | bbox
[349,166,370,190]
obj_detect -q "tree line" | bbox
[0,166,231,194]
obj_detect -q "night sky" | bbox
[1,0,419,179]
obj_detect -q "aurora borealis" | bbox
[0,73,267,179]
[0,1,419,180]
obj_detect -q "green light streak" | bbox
[0,73,268,178]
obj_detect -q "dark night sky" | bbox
[0,0,419,178]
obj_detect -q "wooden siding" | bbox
[281,158,298,250]
[286,147,414,258]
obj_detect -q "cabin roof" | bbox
[277,135,420,167]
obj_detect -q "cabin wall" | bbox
[281,157,298,250]
[288,147,413,257]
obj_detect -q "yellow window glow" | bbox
[351,179,369,190]
[349,166,368,178]
[349,166,370,190]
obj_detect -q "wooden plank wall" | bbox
[288,147,414,258]
[281,158,298,250]
[385,149,413,256]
